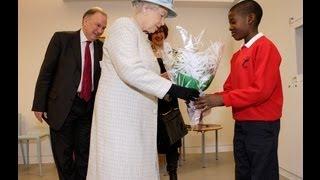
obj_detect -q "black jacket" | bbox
[32,30,103,130]
[157,58,183,153]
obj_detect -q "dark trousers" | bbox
[233,120,280,180]
[50,95,94,180]
[165,144,180,174]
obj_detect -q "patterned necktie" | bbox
[80,41,92,102]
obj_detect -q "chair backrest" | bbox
[18,113,22,136]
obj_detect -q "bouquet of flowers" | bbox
[162,26,224,126]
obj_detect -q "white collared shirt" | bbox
[78,29,94,92]
[241,32,264,48]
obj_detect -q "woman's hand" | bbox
[167,84,199,101]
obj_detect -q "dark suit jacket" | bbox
[32,30,103,130]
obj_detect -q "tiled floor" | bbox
[18,152,288,180]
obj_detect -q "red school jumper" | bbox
[220,35,283,121]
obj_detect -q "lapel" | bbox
[93,40,102,89]
[71,30,82,71]
[93,40,102,74]
[70,30,81,87]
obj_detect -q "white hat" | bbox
[131,0,177,18]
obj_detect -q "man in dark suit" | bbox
[31,7,107,180]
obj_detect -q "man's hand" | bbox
[34,111,44,123]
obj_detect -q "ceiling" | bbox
[62,0,240,8]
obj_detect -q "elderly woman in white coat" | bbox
[86,0,199,179]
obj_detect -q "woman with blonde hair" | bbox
[86,1,199,179]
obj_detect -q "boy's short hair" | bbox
[230,0,263,27]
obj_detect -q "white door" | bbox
[278,17,303,179]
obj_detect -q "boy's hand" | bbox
[194,93,224,110]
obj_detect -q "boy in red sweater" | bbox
[195,0,283,179]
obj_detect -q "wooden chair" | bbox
[181,123,223,168]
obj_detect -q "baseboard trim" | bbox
[279,167,302,180]
[183,144,233,154]
[18,155,54,164]
[18,145,233,164]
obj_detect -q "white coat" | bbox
[86,17,172,180]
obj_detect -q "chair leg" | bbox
[26,140,29,167]
[201,131,206,168]
[36,138,43,176]
[182,137,186,161]
[19,140,26,165]
[215,130,218,160]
